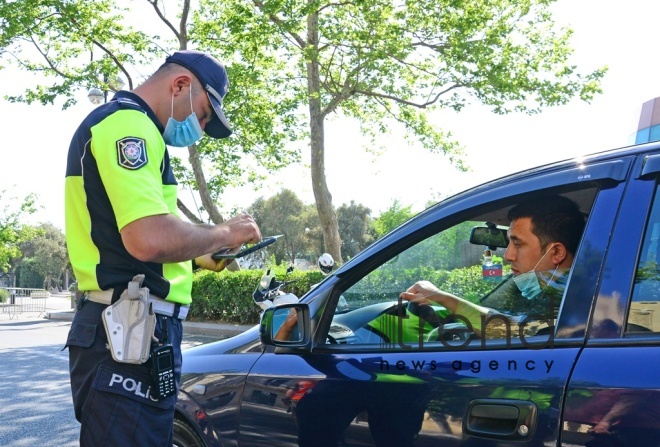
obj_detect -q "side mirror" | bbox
[469,225,509,249]
[260,303,311,347]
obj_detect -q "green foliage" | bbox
[248,189,313,264]
[195,0,605,154]
[635,261,660,283]
[343,255,511,314]
[396,221,476,271]
[337,201,377,259]
[0,0,158,108]
[189,267,325,324]
[15,223,68,288]
[190,269,262,324]
[16,258,43,288]
[0,288,8,303]
[343,265,450,308]
[440,265,499,303]
[373,200,414,237]
[0,191,39,273]
[0,0,303,220]
[244,190,378,263]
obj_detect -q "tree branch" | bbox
[148,0,181,41]
[63,14,135,90]
[90,38,134,90]
[317,1,357,14]
[177,199,202,223]
[251,0,306,49]
[372,95,405,126]
[355,83,461,109]
[28,36,67,78]
[178,0,190,48]
[320,64,363,117]
[411,34,485,53]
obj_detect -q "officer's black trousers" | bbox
[65,300,183,447]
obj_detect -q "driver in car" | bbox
[400,195,585,339]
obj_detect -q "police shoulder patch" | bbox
[117,137,148,170]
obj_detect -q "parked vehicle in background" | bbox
[174,142,660,447]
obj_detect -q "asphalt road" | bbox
[0,313,217,447]
[0,318,79,446]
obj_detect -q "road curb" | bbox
[46,310,254,338]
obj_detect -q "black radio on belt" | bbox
[150,344,175,399]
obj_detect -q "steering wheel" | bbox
[405,300,441,329]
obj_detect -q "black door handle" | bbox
[464,398,538,439]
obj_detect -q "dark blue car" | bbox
[173,142,660,447]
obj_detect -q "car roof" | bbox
[425,142,659,224]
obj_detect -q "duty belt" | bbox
[84,290,189,320]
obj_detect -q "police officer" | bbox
[64,50,261,446]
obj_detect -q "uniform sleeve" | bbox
[90,109,170,230]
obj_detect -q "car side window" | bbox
[337,222,515,348]
[326,189,595,350]
[628,183,660,333]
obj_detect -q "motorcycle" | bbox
[252,253,337,311]
[252,265,299,311]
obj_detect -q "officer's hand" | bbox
[194,213,261,272]
[194,253,232,272]
[224,213,262,247]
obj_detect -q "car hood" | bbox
[182,325,262,360]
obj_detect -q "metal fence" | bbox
[0,288,50,319]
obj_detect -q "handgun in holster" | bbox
[102,274,156,364]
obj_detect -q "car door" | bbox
[562,151,660,446]
[239,156,632,447]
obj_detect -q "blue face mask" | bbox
[513,244,557,300]
[162,88,203,147]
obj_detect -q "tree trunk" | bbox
[187,143,225,224]
[186,145,240,271]
[175,2,225,227]
[306,9,342,263]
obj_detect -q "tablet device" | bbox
[211,235,282,260]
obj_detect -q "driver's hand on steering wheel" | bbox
[400,280,441,305]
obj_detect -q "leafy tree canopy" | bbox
[1,0,606,263]
[337,201,376,259]
[0,0,302,222]
[249,189,310,264]
[0,191,40,272]
[373,199,415,237]
[16,223,68,288]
